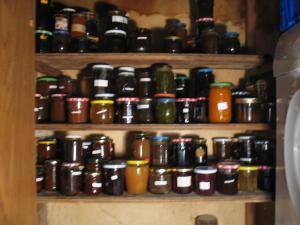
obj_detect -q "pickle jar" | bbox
[90,100,114,124]
[194,166,217,195]
[137,68,153,98]
[193,97,209,123]
[212,137,233,162]
[238,166,258,192]
[36,76,58,96]
[66,97,89,123]
[60,163,83,196]
[116,71,137,97]
[133,133,151,160]
[44,160,61,192]
[84,171,102,195]
[154,64,176,94]
[235,98,262,123]
[92,64,114,96]
[151,136,169,167]
[155,97,177,124]
[137,98,155,123]
[164,36,183,53]
[217,162,240,195]
[149,167,172,194]
[104,29,127,52]
[36,165,44,193]
[176,74,189,98]
[37,139,57,163]
[172,168,194,194]
[50,93,66,122]
[193,138,208,166]
[126,160,150,194]
[258,166,274,192]
[176,98,197,124]
[91,135,114,160]
[64,135,83,163]
[116,97,139,124]
[171,138,193,167]
[103,161,126,195]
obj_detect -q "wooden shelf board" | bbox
[35,123,270,131]
[37,191,272,204]
[36,53,265,70]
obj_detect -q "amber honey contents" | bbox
[126,160,149,194]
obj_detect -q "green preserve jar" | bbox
[154,64,176,94]
[156,98,177,123]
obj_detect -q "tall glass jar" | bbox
[199,27,219,54]
[64,135,83,163]
[149,167,172,194]
[193,97,209,123]
[115,71,137,97]
[217,162,239,195]
[60,162,83,196]
[193,138,208,166]
[151,136,169,167]
[92,64,114,96]
[154,64,175,94]
[50,93,66,122]
[171,138,193,167]
[238,166,258,192]
[175,74,189,98]
[222,32,241,54]
[137,98,155,123]
[126,160,150,194]
[190,67,214,97]
[134,28,151,53]
[132,133,151,161]
[115,97,139,124]
[137,68,154,98]
[155,98,177,124]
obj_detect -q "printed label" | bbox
[92,150,102,155]
[140,78,151,82]
[72,171,82,176]
[124,87,134,91]
[122,115,133,119]
[96,109,108,114]
[92,182,102,188]
[224,179,235,184]
[49,85,58,89]
[36,177,44,182]
[199,182,210,190]
[94,79,108,87]
[137,36,148,40]
[123,17,128,24]
[82,142,91,147]
[183,108,189,113]
[217,102,228,111]
[55,17,68,32]
[71,24,86,34]
[71,110,82,114]
[137,104,150,109]
[176,87,184,91]
[177,176,191,188]
[154,180,167,186]
[111,175,118,181]
[112,15,125,23]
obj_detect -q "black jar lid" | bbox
[105,29,127,36]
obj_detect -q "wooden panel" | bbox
[0,1,36,225]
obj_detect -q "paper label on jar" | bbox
[137,104,150,109]
[177,176,191,187]
[82,142,91,147]
[183,108,189,113]
[124,87,134,91]
[72,171,82,176]
[112,15,126,23]
[96,109,108,114]
[49,85,58,89]
[140,78,151,82]
[199,182,210,190]
[123,17,128,24]
[55,17,68,31]
[111,175,118,181]
[34,107,39,112]
[154,180,167,186]
[137,36,148,40]
[36,177,44,182]
[224,179,235,184]
[94,79,108,87]
[122,115,133,119]
[92,149,102,155]
[71,110,82,114]
[217,102,228,111]
[176,87,184,91]
[59,85,65,89]
[92,182,102,188]
[71,24,86,34]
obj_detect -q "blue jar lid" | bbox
[152,136,169,141]
[224,32,239,37]
[157,98,176,103]
[195,67,213,73]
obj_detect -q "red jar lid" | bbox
[154,93,176,98]
[217,162,240,170]
[196,17,214,23]
[116,97,140,102]
[197,97,208,101]
[171,138,193,143]
[176,98,197,102]
[66,97,89,102]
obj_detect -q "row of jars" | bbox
[36,161,274,196]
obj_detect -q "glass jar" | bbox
[36,76,58,96]
[58,75,77,96]
[84,171,102,195]
[66,97,89,123]
[137,98,155,123]
[137,69,154,98]
[126,160,149,194]
[238,166,258,192]
[194,166,217,195]
[37,139,57,163]
[193,138,208,166]
[149,167,172,194]
[115,97,139,124]
[52,33,71,53]
[50,94,66,122]
[35,95,50,123]
[71,13,86,38]
[172,168,194,194]
[44,160,61,192]
[217,162,239,195]
[64,135,83,163]
[199,27,219,54]
[84,11,99,52]
[133,133,151,160]
[193,97,209,123]
[196,17,215,40]
[104,29,127,52]
[36,30,52,53]
[71,33,89,53]
[262,102,276,123]
[255,139,274,166]
[171,138,193,167]
[155,98,177,124]
[107,10,128,32]
[151,136,169,167]
[103,161,126,195]
[235,98,262,123]
[92,64,114,96]
[190,67,215,98]
[94,93,115,100]
[91,135,114,160]
[222,32,240,54]
[258,166,274,192]
[164,36,183,53]
[82,140,93,159]
[176,98,197,124]
[115,71,137,97]
[196,0,214,17]
[195,214,218,225]
[52,12,71,52]
[134,28,151,52]
[36,165,44,193]
[60,163,83,196]
[86,156,104,172]
[209,82,232,123]
[154,64,175,94]
[175,74,189,98]
[35,94,41,122]
[90,100,114,124]
[238,135,257,160]
[212,137,233,162]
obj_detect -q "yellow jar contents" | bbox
[238,166,258,192]
[125,160,149,194]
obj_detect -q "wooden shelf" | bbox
[37,191,272,204]
[36,53,265,70]
[35,123,270,131]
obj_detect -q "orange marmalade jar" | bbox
[209,82,232,123]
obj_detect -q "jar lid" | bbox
[65,135,82,139]
[197,97,208,101]
[66,97,89,102]
[150,167,171,173]
[118,67,135,73]
[45,159,61,165]
[224,32,239,37]
[118,72,135,76]
[127,160,149,165]
[239,157,254,163]
[37,76,58,82]
[196,17,214,23]
[212,137,232,142]
[95,93,115,98]
[61,162,81,167]
[194,166,217,174]
[176,75,189,80]
[210,82,232,87]
[92,64,113,70]
[195,67,213,73]
[117,97,140,102]
[239,166,259,171]
[154,93,176,98]
[38,140,56,145]
[164,35,182,41]
[259,166,273,170]
[172,167,193,172]
[139,98,153,103]
[238,135,256,140]
[235,98,261,104]
[103,161,126,169]
[60,8,76,13]
[176,98,197,102]
[217,162,240,170]
[152,136,169,141]
[171,138,192,143]
[105,29,127,36]
[194,137,207,144]
[84,171,101,176]
[51,93,67,97]
[91,100,114,104]
[36,30,53,36]
[157,98,176,103]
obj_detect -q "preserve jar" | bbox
[217,162,239,195]
[82,140,93,159]
[84,171,102,195]
[50,94,66,122]
[171,138,193,167]
[137,98,155,123]
[258,166,274,192]
[134,28,151,52]
[36,95,50,122]
[176,98,197,124]
[175,74,189,98]
[36,76,58,96]
[151,136,169,167]
[195,214,218,225]
[35,93,41,122]
[66,97,89,123]
[199,27,219,54]
[91,135,114,160]
[237,135,257,160]
[64,135,83,163]
[155,98,177,124]
[137,69,154,98]
[90,100,114,124]
[126,160,149,194]
[193,138,208,166]
[212,137,233,162]
[238,166,258,192]
[107,10,128,31]
[149,167,172,194]
[104,29,127,52]
[209,82,232,123]
[154,64,175,94]
[37,139,57,163]
[196,17,215,40]
[262,102,276,123]
[52,32,71,53]
[172,168,194,194]
[235,98,262,123]
[194,166,217,195]
[36,165,44,193]
[71,13,86,38]
[94,93,115,100]
[58,75,77,96]
[222,32,241,54]
[164,36,183,53]
[115,97,139,124]
[36,30,52,53]
[193,97,209,123]
[255,139,274,166]
[103,161,126,195]
[44,160,61,192]
[132,133,151,160]
[115,71,137,97]
[84,11,99,52]
[60,163,83,196]
[86,156,104,172]
[92,64,114,96]
[190,67,214,98]
[79,70,93,98]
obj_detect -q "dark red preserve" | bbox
[194,166,217,195]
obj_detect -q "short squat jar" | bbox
[103,161,126,195]
[238,166,258,192]
[155,98,177,124]
[258,166,274,192]
[66,97,89,123]
[115,71,137,97]
[151,136,169,167]
[222,32,241,54]
[90,100,114,124]
[84,171,102,195]
[116,97,139,124]
[104,29,127,52]
[172,168,194,194]
[217,162,240,195]
[50,93,66,122]
[171,138,193,167]
[176,98,197,124]
[60,163,83,196]
[149,167,172,194]
[194,166,217,195]
[37,139,57,163]
[212,137,233,162]
[235,98,262,123]
[137,98,155,123]
[126,160,149,195]
[44,160,61,192]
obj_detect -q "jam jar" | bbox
[198,27,219,54]
[115,97,139,124]
[209,82,232,123]
[132,133,151,160]
[92,64,114,96]
[115,71,137,97]
[258,166,274,192]
[36,30,52,53]
[36,95,50,122]
[151,136,169,167]
[126,160,149,194]
[194,166,217,195]
[222,32,241,54]
[50,94,66,122]
[103,161,126,195]
[84,11,100,52]
[155,98,177,124]
[137,68,154,98]
[137,98,155,123]
[176,74,189,98]
[90,100,114,124]
[235,98,262,123]
[212,137,233,162]
[91,135,114,160]
[164,36,183,53]
[195,215,218,225]
[86,156,104,172]
[37,139,57,163]
[104,29,127,52]
[58,75,77,96]
[171,138,193,167]
[36,76,58,96]
[196,17,215,40]
[60,163,83,196]
[193,97,209,123]
[237,135,257,160]
[172,168,194,194]
[84,171,102,195]
[238,166,258,192]
[82,140,93,159]
[36,165,44,193]
[263,102,276,123]
[35,93,42,122]
[134,28,151,52]
[176,98,197,124]
[71,13,86,38]
[149,167,172,194]
[190,67,215,98]
[44,160,61,192]
[154,64,175,94]
[64,135,83,163]
[217,162,240,195]
[79,70,93,98]
[255,139,274,166]
[107,10,128,31]
[66,97,89,123]
[193,138,208,166]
